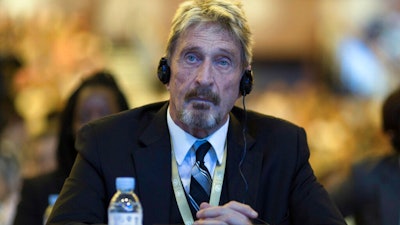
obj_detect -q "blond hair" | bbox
[165,0,253,69]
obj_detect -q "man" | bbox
[330,87,400,225]
[47,0,346,224]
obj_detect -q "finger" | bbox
[199,202,212,209]
[196,202,255,225]
[197,201,257,218]
[225,201,258,219]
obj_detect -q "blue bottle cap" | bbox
[48,194,59,205]
[116,177,135,190]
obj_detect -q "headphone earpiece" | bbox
[240,69,253,96]
[157,57,170,84]
[157,57,253,96]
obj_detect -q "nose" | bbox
[195,60,214,85]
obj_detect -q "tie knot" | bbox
[194,141,211,163]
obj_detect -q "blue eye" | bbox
[219,60,229,66]
[217,58,231,68]
[185,54,198,63]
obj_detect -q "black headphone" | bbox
[157,57,253,96]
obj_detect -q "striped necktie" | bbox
[189,140,212,211]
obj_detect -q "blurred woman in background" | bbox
[13,70,129,225]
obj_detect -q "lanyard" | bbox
[171,143,227,225]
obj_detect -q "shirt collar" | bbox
[167,107,229,165]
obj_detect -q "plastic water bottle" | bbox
[108,177,143,225]
[43,194,59,225]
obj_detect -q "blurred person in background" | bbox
[13,70,130,225]
[335,0,400,100]
[0,145,21,225]
[330,86,400,225]
[20,108,61,179]
[0,54,27,160]
[21,130,59,178]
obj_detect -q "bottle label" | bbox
[108,212,142,225]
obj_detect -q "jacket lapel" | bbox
[225,112,262,208]
[131,103,173,224]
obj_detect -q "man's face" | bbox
[167,22,243,138]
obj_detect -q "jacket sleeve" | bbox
[47,124,109,225]
[289,128,346,225]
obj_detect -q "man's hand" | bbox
[193,201,258,225]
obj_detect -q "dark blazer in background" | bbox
[331,154,400,225]
[13,171,65,225]
[47,101,346,225]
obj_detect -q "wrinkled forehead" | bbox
[174,21,242,56]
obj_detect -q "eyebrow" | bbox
[181,45,237,59]
[181,46,201,55]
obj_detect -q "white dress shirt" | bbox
[167,107,228,193]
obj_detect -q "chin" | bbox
[180,109,219,130]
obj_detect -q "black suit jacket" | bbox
[47,101,345,225]
[331,154,400,225]
[13,171,65,225]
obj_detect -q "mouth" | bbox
[185,87,220,106]
[189,96,214,104]
[188,98,214,110]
